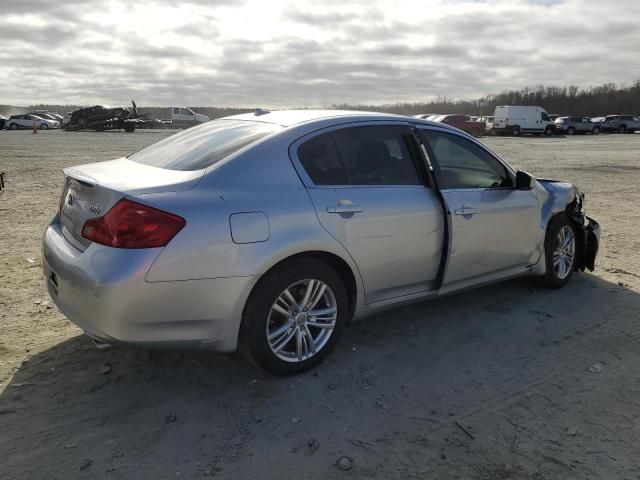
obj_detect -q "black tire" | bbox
[592,127,600,135]
[618,126,626,134]
[537,214,577,289]
[544,126,553,136]
[40,123,48,130]
[511,126,521,137]
[241,258,349,375]
[567,127,575,135]
[10,123,17,130]
[124,123,136,133]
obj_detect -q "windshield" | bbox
[129,119,281,171]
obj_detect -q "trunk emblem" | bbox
[89,205,101,215]
[67,193,74,205]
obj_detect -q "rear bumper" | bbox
[42,216,254,352]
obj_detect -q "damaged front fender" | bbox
[538,179,600,272]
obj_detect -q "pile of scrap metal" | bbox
[65,101,143,132]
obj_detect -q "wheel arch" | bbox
[237,249,361,351]
[247,250,359,321]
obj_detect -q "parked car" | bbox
[30,111,64,125]
[5,114,60,130]
[492,106,555,136]
[432,114,486,136]
[607,115,640,133]
[170,107,209,127]
[43,110,600,374]
[476,116,495,133]
[554,117,601,135]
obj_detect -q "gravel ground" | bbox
[1,129,639,479]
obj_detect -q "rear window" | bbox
[129,120,280,171]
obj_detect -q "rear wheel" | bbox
[618,126,626,134]
[40,123,48,130]
[537,214,577,289]
[592,127,600,135]
[567,127,575,135]
[242,258,349,374]
[511,126,521,137]
[10,123,17,130]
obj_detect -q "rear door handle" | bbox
[327,205,363,214]
[455,207,479,215]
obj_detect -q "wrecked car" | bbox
[65,101,141,132]
[42,110,600,374]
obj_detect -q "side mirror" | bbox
[515,170,534,190]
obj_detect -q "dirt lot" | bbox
[1,129,639,479]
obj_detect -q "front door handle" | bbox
[455,207,479,215]
[327,204,363,214]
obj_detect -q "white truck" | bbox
[170,107,209,128]
[492,106,555,136]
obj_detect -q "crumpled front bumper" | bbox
[575,215,600,271]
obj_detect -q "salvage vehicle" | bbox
[493,106,555,136]
[65,101,141,132]
[554,117,601,135]
[42,110,600,374]
[432,114,486,137]
[607,115,640,133]
[6,114,59,130]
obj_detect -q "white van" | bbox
[492,106,555,136]
[170,107,210,127]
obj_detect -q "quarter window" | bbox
[420,130,512,189]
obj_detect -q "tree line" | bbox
[332,81,640,117]
[3,81,640,118]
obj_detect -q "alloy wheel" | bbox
[266,279,338,363]
[553,225,575,280]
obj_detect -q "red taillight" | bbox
[81,199,185,249]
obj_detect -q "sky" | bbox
[0,0,639,107]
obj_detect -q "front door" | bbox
[419,129,541,285]
[292,124,444,303]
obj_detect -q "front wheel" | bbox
[537,214,577,289]
[242,258,349,374]
[618,126,626,134]
[511,126,521,137]
[567,127,575,135]
[544,126,553,136]
[592,127,600,135]
[40,123,49,130]
[10,123,18,130]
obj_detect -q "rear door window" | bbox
[297,125,421,186]
[332,125,421,185]
[129,120,280,171]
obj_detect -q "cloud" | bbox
[0,0,638,107]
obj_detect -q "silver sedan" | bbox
[42,110,600,374]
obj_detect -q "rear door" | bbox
[418,128,540,286]
[290,123,444,303]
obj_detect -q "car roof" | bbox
[217,109,471,144]
[224,109,409,127]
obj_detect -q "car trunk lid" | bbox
[59,158,203,251]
